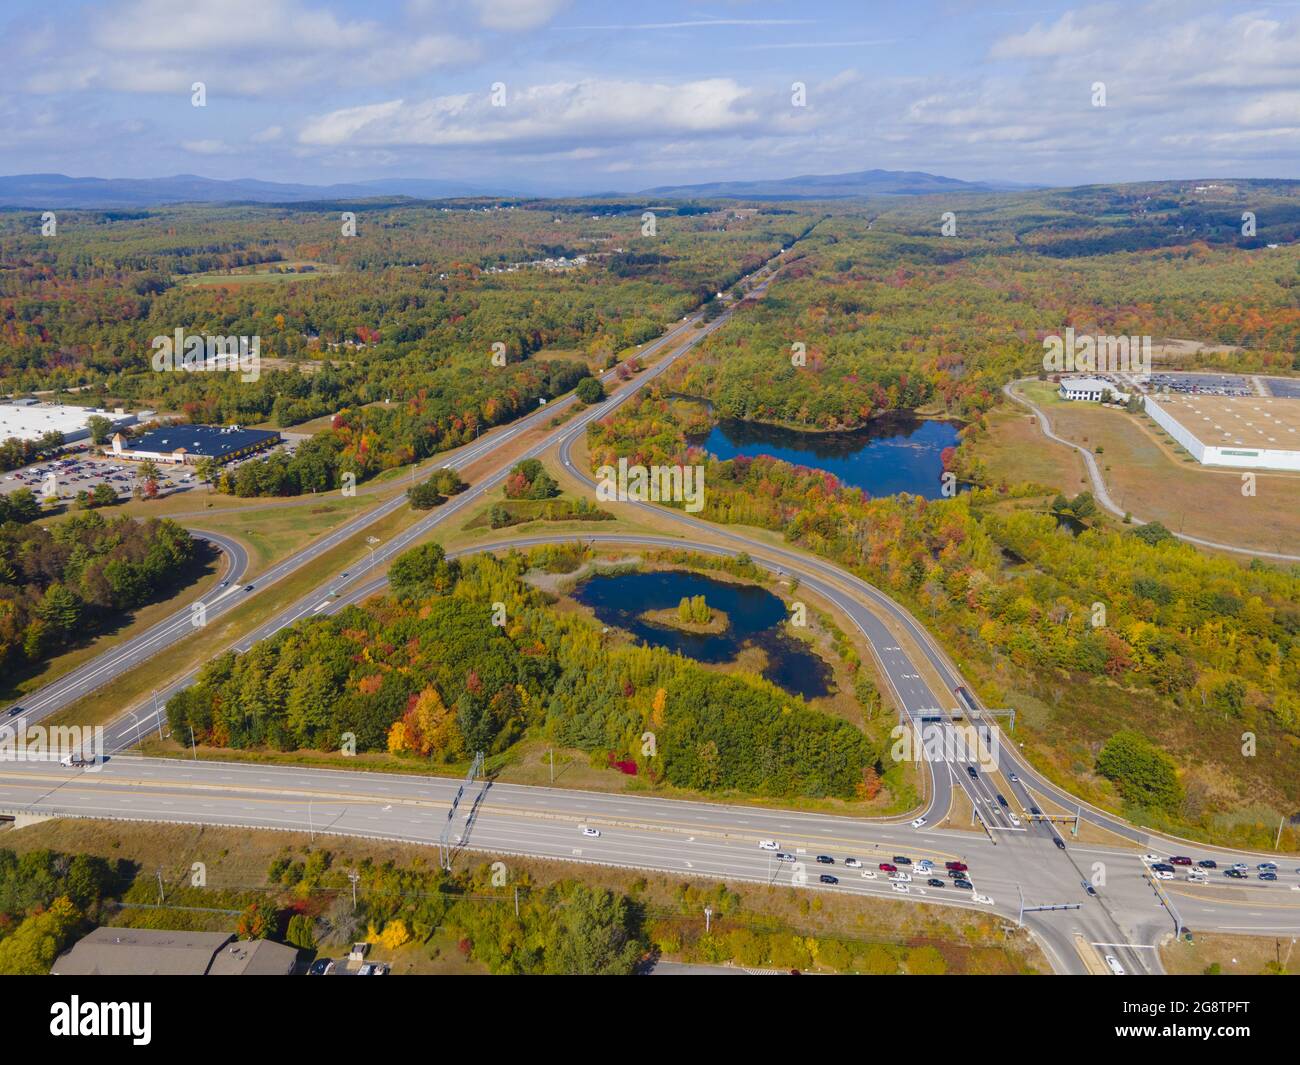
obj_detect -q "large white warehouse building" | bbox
[1143,393,1300,471]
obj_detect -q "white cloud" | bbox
[474,0,570,32]
[299,78,764,148]
[989,10,1103,59]
[17,0,477,97]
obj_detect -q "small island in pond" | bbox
[640,594,730,634]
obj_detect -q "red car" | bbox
[945,861,968,872]
[879,863,897,873]
[1169,856,1193,866]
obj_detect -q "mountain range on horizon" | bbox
[0,168,1038,209]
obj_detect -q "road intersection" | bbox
[3,244,1298,975]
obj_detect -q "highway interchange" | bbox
[3,245,1299,976]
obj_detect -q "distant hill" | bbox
[640,169,1034,200]
[0,173,514,208]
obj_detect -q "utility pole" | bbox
[704,906,713,934]
[1277,815,1286,850]
[189,725,197,759]
[348,869,360,911]
[514,887,520,918]
[156,869,165,905]
[1017,884,1024,928]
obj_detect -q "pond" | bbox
[690,413,962,499]
[571,569,833,700]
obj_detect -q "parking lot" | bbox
[2,448,197,501]
[1146,372,1252,396]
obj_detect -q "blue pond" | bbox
[691,414,962,499]
[572,569,832,700]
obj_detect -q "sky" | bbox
[2,0,1299,194]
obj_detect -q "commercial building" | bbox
[1058,377,1127,402]
[51,928,298,976]
[0,401,136,444]
[111,424,281,465]
[1143,394,1300,471]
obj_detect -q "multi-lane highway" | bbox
[8,257,776,735]
[3,239,1298,975]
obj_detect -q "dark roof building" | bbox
[112,424,281,464]
[51,927,299,976]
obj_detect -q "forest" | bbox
[165,545,880,801]
[662,189,1300,431]
[587,387,1300,847]
[0,512,196,672]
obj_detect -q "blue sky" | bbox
[2,0,1298,193]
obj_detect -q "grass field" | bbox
[1160,931,1300,975]
[996,381,1300,554]
[175,260,341,286]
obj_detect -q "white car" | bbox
[844,858,862,868]
[860,869,878,880]
[581,826,600,838]
[1153,870,1174,880]
[1141,853,1162,863]
[1187,871,1207,882]
[973,893,995,905]
[1105,955,1126,976]
[889,872,912,883]
[892,882,910,894]
[911,817,927,829]
[1008,814,1021,827]
[758,839,779,851]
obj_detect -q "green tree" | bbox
[286,913,316,950]
[575,376,605,404]
[86,415,113,445]
[1096,729,1183,812]
[388,543,461,599]
[542,886,644,975]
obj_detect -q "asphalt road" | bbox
[5,260,767,730]
[4,242,1298,974]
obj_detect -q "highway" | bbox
[3,238,1298,975]
[5,254,779,732]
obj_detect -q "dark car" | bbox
[947,869,966,879]
[1053,836,1067,850]
[1030,806,1043,816]
[1169,856,1193,866]
[1151,863,1176,874]
[1197,859,1218,869]
[819,874,838,885]
[966,766,978,779]
[952,879,973,889]
[1259,872,1278,882]
[879,863,897,873]
[945,861,968,872]
[996,794,1009,808]
[1082,880,1098,897]
[1225,869,1247,879]
[1258,862,1278,871]
[243,584,255,592]
[5,705,23,718]
[816,855,834,865]
[307,959,335,976]
[927,878,946,888]
[892,856,912,865]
